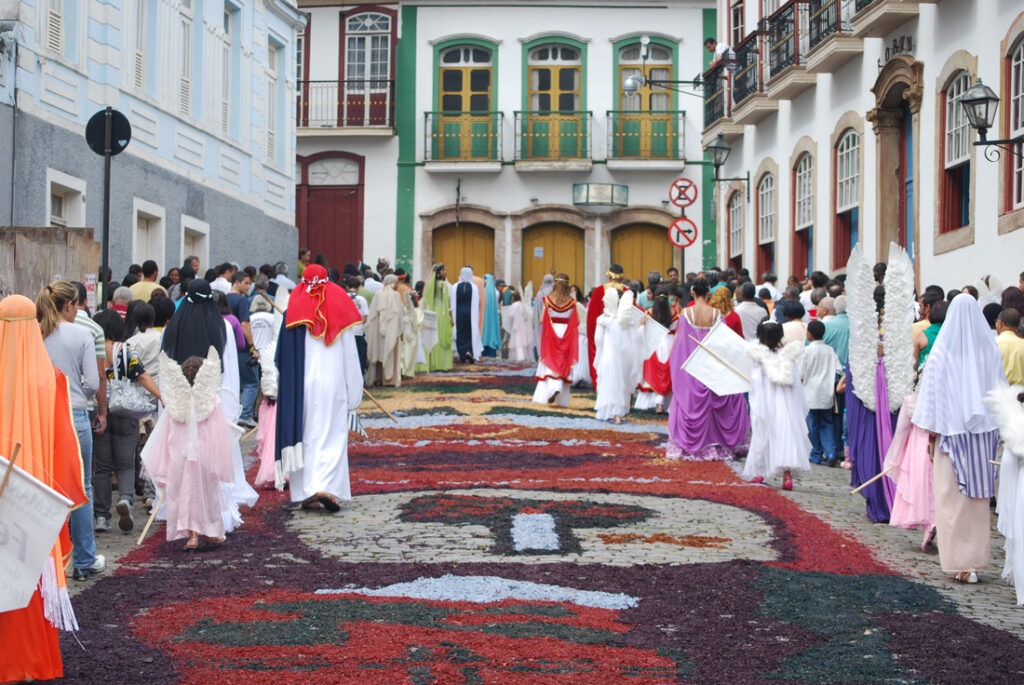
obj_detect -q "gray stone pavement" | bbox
[77,432,1024,642]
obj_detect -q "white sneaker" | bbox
[72,554,106,580]
[94,516,111,533]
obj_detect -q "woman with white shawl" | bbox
[912,293,1005,584]
[452,266,483,363]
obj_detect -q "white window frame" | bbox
[836,130,859,213]
[180,214,209,272]
[220,8,234,137]
[266,42,280,164]
[45,168,86,228]
[133,1,147,91]
[728,190,744,258]
[730,1,745,47]
[178,10,193,116]
[295,29,305,85]
[45,0,65,56]
[346,12,392,83]
[757,173,775,244]
[1010,39,1024,210]
[132,198,166,269]
[795,153,814,231]
[944,71,971,168]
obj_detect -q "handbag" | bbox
[107,343,156,420]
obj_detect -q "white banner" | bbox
[643,319,670,358]
[681,320,752,396]
[0,454,74,613]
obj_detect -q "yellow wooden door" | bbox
[610,224,675,283]
[432,223,495,278]
[521,223,584,290]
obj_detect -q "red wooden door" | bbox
[306,186,363,268]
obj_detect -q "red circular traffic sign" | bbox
[668,217,698,248]
[668,177,698,208]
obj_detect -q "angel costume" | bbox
[594,288,638,422]
[532,295,579,407]
[743,342,812,482]
[275,265,364,506]
[666,311,751,460]
[992,386,1024,603]
[883,394,935,531]
[501,298,534,362]
[141,348,235,541]
[570,301,592,387]
[635,311,675,411]
[254,336,280,489]
[913,294,1003,578]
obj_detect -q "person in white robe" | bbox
[501,290,534,362]
[991,386,1024,603]
[594,287,637,423]
[275,264,364,511]
[365,274,405,387]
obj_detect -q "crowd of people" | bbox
[2,242,1024,681]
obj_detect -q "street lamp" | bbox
[620,36,703,98]
[959,77,1023,161]
[705,133,750,201]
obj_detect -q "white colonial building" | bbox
[702,0,1024,290]
[297,0,716,289]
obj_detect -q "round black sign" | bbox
[85,108,132,156]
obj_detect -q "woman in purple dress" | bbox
[666,279,750,460]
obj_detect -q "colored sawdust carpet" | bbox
[56,361,1024,683]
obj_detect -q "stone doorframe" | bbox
[508,205,590,289]
[601,207,678,285]
[866,55,923,286]
[419,204,506,280]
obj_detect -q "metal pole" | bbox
[99,106,112,311]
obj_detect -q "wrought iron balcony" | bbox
[607,110,685,161]
[424,111,503,162]
[703,60,731,126]
[732,31,764,106]
[513,111,592,161]
[807,0,853,51]
[765,0,810,79]
[296,80,395,129]
[851,0,937,39]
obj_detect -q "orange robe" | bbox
[0,296,89,683]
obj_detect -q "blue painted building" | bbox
[0,0,305,279]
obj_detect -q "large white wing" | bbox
[191,346,223,421]
[846,244,878,411]
[158,352,192,423]
[882,242,915,409]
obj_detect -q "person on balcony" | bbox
[704,37,736,72]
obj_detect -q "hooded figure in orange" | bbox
[0,294,88,682]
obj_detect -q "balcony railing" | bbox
[733,31,764,105]
[296,80,395,129]
[854,0,875,11]
[703,61,731,126]
[807,0,854,50]
[765,0,810,79]
[424,111,503,162]
[514,111,592,161]
[607,110,685,160]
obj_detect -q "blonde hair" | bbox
[708,286,735,316]
[36,280,78,338]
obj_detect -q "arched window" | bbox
[728,190,744,271]
[1009,39,1024,212]
[757,173,775,276]
[939,70,971,233]
[439,45,493,112]
[529,44,581,112]
[339,10,396,127]
[521,42,585,161]
[793,152,813,276]
[614,39,679,159]
[433,44,497,160]
[833,129,859,267]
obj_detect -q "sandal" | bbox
[300,499,323,511]
[203,536,226,548]
[954,571,978,584]
[184,536,200,552]
[316,493,342,513]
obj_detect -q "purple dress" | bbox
[666,311,750,460]
[846,361,895,523]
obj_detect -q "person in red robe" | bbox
[636,288,676,413]
[586,264,627,390]
[532,274,580,407]
[0,294,89,683]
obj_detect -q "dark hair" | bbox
[783,300,805,321]
[930,300,949,325]
[243,265,257,278]
[962,285,980,300]
[124,299,146,337]
[213,290,231,315]
[344,275,361,290]
[142,260,158,278]
[690,278,710,298]
[758,287,772,300]
[93,308,126,342]
[1000,307,1022,331]
[299,247,310,259]
[159,276,173,290]
[810,271,828,288]
[128,263,142,276]
[756,321,784,351]
[1001,286,1024,314]
[873,285,886,314]
[121,273,139,288]
[70,281,88,311]
[807,319,825,340]
[650,286,674,329]
[740,282,756,300]
[982,303,1002,329]
[181,356,205,386]
[216,262,234,277]
[259,263,275,278]
[151,296,175,327]
[920,290,944,310]
[947,288,960,303]
[704,36,716,45]
[204,268,218,282]
[924,284,945,298]
[132,302,156,333]
[328,267,342,284]
[231,271,249,285]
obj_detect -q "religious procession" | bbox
[2,245,1024,682]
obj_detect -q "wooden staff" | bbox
[686,335,751,383]
[849,464,896,496]
[0,442,22,502]
[136,491,166,546]
[258,290,284,315]
[364,387,399,424]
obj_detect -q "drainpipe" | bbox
[0,22,18,226]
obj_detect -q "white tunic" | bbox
[289,327,364,503]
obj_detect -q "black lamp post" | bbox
[706,133,750,201]
[960,77,1023,161]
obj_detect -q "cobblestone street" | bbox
[64,362,1024,683]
